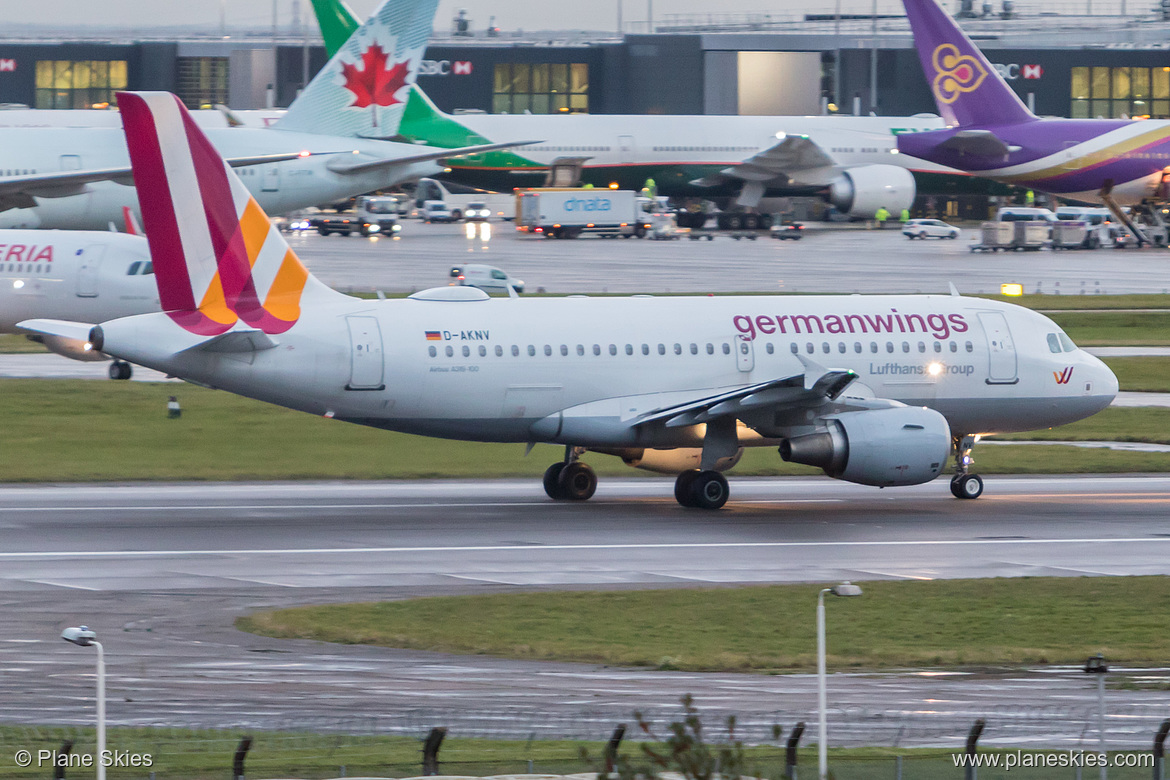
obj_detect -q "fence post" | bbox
[895,754,902,780]
[604,724,626,774]
[422,727,447,776]
[964,719,985,780]
[1154,719,1169,780]
[785,722,805,780]
[53,740,73,780]
[233,736,252,780]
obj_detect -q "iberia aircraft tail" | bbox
[277,0,440,138]
[118,91,341,337]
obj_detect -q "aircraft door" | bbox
[735,334,754,373]
[261,164,280,192]
[346,316,385,390]
[76,245,105,298]
[978,311,1018,384]
[618,135,635,163]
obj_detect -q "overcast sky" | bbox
[5,0,873,35]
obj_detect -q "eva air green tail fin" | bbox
[310,0,361,58]
[398,84,492,148]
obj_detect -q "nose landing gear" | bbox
[950,434,984,499]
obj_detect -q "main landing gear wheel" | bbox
[675,470,729,510]
[557,461,597,501]
[950,473,984,499]
[543,462,566,499]
[108,360,132,380]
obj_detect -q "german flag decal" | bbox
[425,331,442,341]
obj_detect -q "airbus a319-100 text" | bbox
[21,92,1119,507]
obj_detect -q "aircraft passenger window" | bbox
[546,345,554,356]
[593,345,600,356]
[870,342,878,353]
[806,342,814,354]
[838,342,846,354]
[722,343,731,355]
[966,341,973,353]
[918,342,926,353]
[462,346,470,357]
[559,345,567,356]
[902,342,910,353]
[35,265,40,273]
[627,344,634,355]
[1059,333,1077,352]
[674,343,682,355]
[766,343,774,354]
[1046,334,1062,353]
[496,346,504,357]
[658,344,666,355]
[577,345,585,356]
[642,344,650,355]
[690,343,698,355]
[445,346,454,357]
[934,342,942,353]
[791,343,799,354]
[610,344,618,355]
[528,345,536,356]
[822,342,830,354]
[428,346,437,357]
[478,346,486,357]
[707,343,715,355]
[950,341,958,352]
[886,342,894,353]
[854,342,862,353]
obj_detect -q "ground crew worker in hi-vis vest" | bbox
[900,207,911,224]
[875,206,890,229]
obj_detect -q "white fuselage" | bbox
[97,290,1116,446]
[0,230,157,331]
[0,127,443,230]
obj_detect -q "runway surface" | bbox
[1,477,1169,747]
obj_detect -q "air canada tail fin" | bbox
[276,0,440,138]
[901,0,1035,127]
[118,91,336,337]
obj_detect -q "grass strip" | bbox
[2,379,1170,481]
[1048,310,1170,345]
[237,577,1170,673]
[1100,356,1170,392]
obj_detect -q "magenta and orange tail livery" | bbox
[118,91,320,336]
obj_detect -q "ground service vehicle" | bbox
[771,221,805,240]
[414,178,514,221]
[903,219,960,239]
[355,196,403,236]
[450,264,524,293]
[515,189,651,239]
[422,200,456,223]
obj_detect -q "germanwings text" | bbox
[733,310,969,341]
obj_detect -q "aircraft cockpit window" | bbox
[1058,333,1077,352]
[143,262,154,275]
[1046,333,1062,353]
[127,261,141,275]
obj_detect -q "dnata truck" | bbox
[515,189,651,239]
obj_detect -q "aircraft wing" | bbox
[936,129,1018,158]
[0,151,323,212]
[691,134,837,187]
[632,355,857,429]
[324,140,540,175]
[16,319,95,343]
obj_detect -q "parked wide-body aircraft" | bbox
[896,0,1170,209]
[0,229,158,378]
[0,0,525,231]
[22,92,1118,506]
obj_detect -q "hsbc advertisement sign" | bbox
[991,62,1043,80]
[419,59,473,76]
[0,59,16,72]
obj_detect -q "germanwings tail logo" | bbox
[1054,366,1075,385]
[118,91,309,336]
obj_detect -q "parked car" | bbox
[903,218,960,239]
[422,200,456,223]
[449,263,524,293]
[770,221,804,240]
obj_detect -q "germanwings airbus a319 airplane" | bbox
[897,0,1170,222]
[21,92,1119,507]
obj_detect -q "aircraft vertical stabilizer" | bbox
[276,0,440,138]
[119,91,339,337]
[902,0,1035,127]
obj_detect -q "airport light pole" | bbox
[62,626,104,780]
[1084,654,1108,780]
[817,582,863,780]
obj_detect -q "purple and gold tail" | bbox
[902,0,1034,127]
[118,91,331,336]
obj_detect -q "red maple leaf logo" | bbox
[340,43,409,126]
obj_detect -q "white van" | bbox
[449,264,524,294]
[995,207,1057,223]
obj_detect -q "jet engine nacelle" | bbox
[619,447,743,474]
[828,164,916,219]
[779,406,950,487]
[35,334,109,363]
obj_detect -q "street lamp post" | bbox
[62,626,104,780]
[817,582,863,780]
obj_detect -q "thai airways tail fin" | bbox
[901,0,1035,127]
[118,91,339,337]
[276,0,440,138]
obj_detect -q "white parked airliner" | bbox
[21,92,1119,506]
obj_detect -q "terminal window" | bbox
[176,58,230,109]
[34,60,127,109]
[1071,66,1170,118]
[493,63,588,114]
